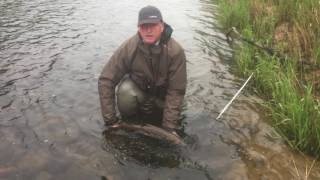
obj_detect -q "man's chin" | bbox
[143,38,156,45]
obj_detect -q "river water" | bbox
[1,0,319,179]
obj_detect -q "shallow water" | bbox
[1,0,319,179]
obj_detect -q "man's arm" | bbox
[98,43,129,125]
[162,47,187,131]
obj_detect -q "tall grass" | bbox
[218,0,250,31]
[216,0,320,157]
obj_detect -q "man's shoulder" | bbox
[123,34,139,46]
[167,38,185,57]
[119,34,140,50]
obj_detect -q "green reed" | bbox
[216,0,320,156]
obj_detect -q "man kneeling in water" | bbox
[98,5,187,137]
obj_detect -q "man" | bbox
[98,5,186,136]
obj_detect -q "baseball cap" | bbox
[138,6,163,25]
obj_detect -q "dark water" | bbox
[1,0,319,179]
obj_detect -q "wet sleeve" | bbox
[162,48,187,129]
[98,43,129,125]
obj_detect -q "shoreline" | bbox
[216,0,320,157]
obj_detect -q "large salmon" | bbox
[106,123,185,146]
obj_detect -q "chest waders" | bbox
[116,44,165,121]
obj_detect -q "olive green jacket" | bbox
[98,24,186,129]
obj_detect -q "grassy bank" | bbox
[216,0,320,156]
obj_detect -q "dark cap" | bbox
[138,6,163,25]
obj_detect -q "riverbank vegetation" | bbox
[216,0,320,157]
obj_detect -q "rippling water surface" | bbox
[1,0,320,179]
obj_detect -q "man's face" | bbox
[138,22,164,45]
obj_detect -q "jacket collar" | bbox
[160,23,173,44]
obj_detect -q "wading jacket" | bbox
[98,24,186,130]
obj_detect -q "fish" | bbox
[0,167,14,178]
[106,123,185,146]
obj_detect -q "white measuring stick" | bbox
[216,73,254,120]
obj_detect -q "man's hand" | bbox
[170,130,180,138]
[104,118,121,131]
[162,126,183,139]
